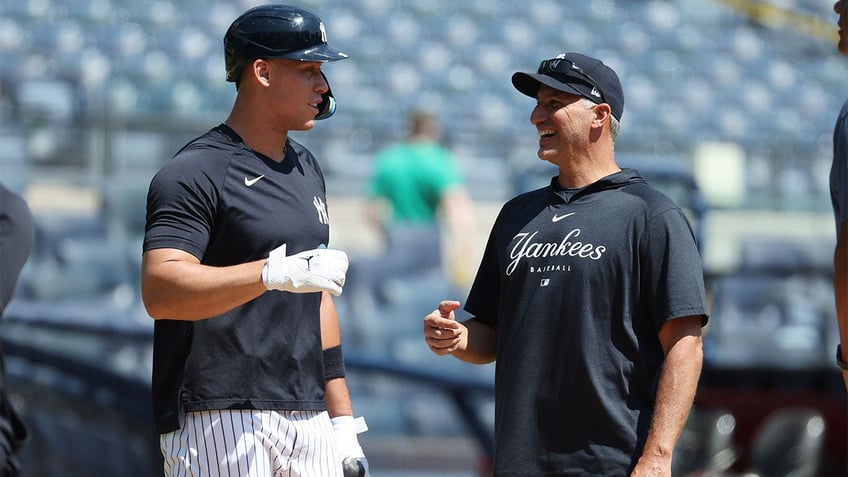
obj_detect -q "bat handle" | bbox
[341,457,366,477]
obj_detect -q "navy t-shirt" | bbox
[144,125,332,434]
[465,169,708,476]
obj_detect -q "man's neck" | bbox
[225,114,288,162]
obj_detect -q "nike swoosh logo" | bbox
[552,212,575,222]
[244,175,265,187]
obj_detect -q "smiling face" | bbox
[836,0,848,55]
[264,59,330,131]
[530,85,596,166]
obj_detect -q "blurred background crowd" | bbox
[0,0,845,475]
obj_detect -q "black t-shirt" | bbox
[465,169,708,476]
[144,125,332,434]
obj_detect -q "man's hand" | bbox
[331,416,369,477]
[262,244,348,296]
[423,300,464,355]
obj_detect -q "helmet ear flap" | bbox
[315,71,336,120]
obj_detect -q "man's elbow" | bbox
[692,335,705,363]
[680,334,705,369]
[142,296,168,320]
[835,223,848,269]
[141,283,173,320]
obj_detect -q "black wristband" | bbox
[323,344,346,380]
[838,345,848,371]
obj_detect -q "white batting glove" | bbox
[331,416,369,477]
[261,243,348,296]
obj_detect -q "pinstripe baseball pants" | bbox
[160,409,343,477]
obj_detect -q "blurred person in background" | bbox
[141,5,368,476]
[352,111,475,306]
[832,0,848,389]
[0,183,33,476]
[0,80,17,124]
[422,52,707,476]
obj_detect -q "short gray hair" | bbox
[582,98,619,142]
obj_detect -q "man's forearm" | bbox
[835,222,847,388]
[641,335,703,460]
[142,249,267,320]
[835,223,848,351]
[325,377,354,418]
[321,292,354,417]
[451,318,498,365]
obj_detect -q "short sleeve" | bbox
[832,101,848,229]
[642,208,709,329]
[143,152,221,260]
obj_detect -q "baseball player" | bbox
[141,5,368,476]
[423,52,708,476]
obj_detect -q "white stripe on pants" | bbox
[160,409,343,477]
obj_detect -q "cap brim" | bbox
[288,44,350,62]
[512,72,588,100]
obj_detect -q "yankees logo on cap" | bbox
[511,52,625,121]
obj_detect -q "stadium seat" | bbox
[732,408,826,477]
[672,408,737,476]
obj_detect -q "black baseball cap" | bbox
[512,52,625,121]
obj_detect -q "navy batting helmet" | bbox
[224,4,349,119]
